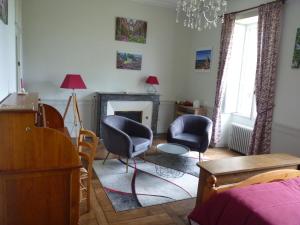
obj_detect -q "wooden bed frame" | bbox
[204,169,300,202]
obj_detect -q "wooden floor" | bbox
[79,136,240,225]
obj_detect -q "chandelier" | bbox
[176,0,228,31]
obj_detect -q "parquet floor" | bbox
[79,136,240,225]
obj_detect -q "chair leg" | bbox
[199,152,204,162]
[103,152,110,164]
[87,174,91,212]
[126,158,129,173]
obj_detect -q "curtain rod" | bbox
[225,0,285,16]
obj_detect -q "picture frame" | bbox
[116,52,142,71]
[115,17,147,44]
[292,28,300,69]
[195,49,212,72]
[0,0,8,25]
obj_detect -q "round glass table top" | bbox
[156,143,189,155]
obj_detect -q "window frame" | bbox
[222,15,258,122]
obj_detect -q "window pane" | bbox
[223,16,258,120]
[223,24,245,113]
[236,23,257,117]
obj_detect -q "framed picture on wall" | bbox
[116,52,142,70]
[292,28,300,69]
[195,49,212,72]
[0,0,8,25]
[115,17,147,44]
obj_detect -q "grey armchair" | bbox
[101,115,153,172]
[167,115,212,160]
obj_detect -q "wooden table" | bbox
[196,153,300,204]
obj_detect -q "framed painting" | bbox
[116,52,142,70]
[115,17,147,44]
[195,49,212,72]
[292,28,300,69]
[0,0,8,25]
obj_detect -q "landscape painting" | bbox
[292,28,300,68]
[195,49,212,71]
[0,0,8,25]
[116,52,142,70]
[115,17,147,44]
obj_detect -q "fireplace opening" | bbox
[115,111,143,123]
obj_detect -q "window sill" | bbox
[231,113,255,128]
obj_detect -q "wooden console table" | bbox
[196,153,300,204]
[175,104,207,117]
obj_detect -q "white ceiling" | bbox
[129,0,178,8]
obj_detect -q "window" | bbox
[223,16,258,119]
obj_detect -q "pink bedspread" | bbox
[189,177,300,225]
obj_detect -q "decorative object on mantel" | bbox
[60,74,86,129]
[292,28,300,68]
[0,0,8,25]
[176,0,227,31]
[146,75,159,93]
[116,52,142,70]
[175,101,207,117]
[115,17,147,44]
[195,49,212,71]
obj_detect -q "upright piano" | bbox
[0,93,80,225]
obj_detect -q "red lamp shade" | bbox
[146,76,159,85]
[60,74,87,89]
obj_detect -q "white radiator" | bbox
[229,123,253,155]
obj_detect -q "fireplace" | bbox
[96,92,160,136]
[115,111,143,123]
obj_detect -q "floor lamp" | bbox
[60,74,87,129]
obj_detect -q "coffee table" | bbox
[156,143,190,155]
[155,143,190,178]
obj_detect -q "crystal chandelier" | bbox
[176,0,228,31]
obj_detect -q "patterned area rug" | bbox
[93,152,200,212]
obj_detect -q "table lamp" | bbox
[146,75,159,93]
[60,74,86,128]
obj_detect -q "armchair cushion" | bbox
[130,136,151,153]
[172,133,203,149]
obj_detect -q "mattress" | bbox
[188,177,300,225]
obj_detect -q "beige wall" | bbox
[184,0,300,155]
[22,0,190,134]
[22,0,300,149]
[0,0,16,101]
[22,0,189,102]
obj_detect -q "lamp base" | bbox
[63,92,83,131]
[146,85,157,93]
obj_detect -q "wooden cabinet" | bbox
[175,104,207,117]
[0,93,80,225]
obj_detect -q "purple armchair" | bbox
[167,115,212,159]
[101,115,153,172]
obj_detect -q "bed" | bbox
[188,169,300,225]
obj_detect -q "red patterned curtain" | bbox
[211,14,236,147]
[249,1,283,154]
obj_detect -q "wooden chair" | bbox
[77,129,99,212]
